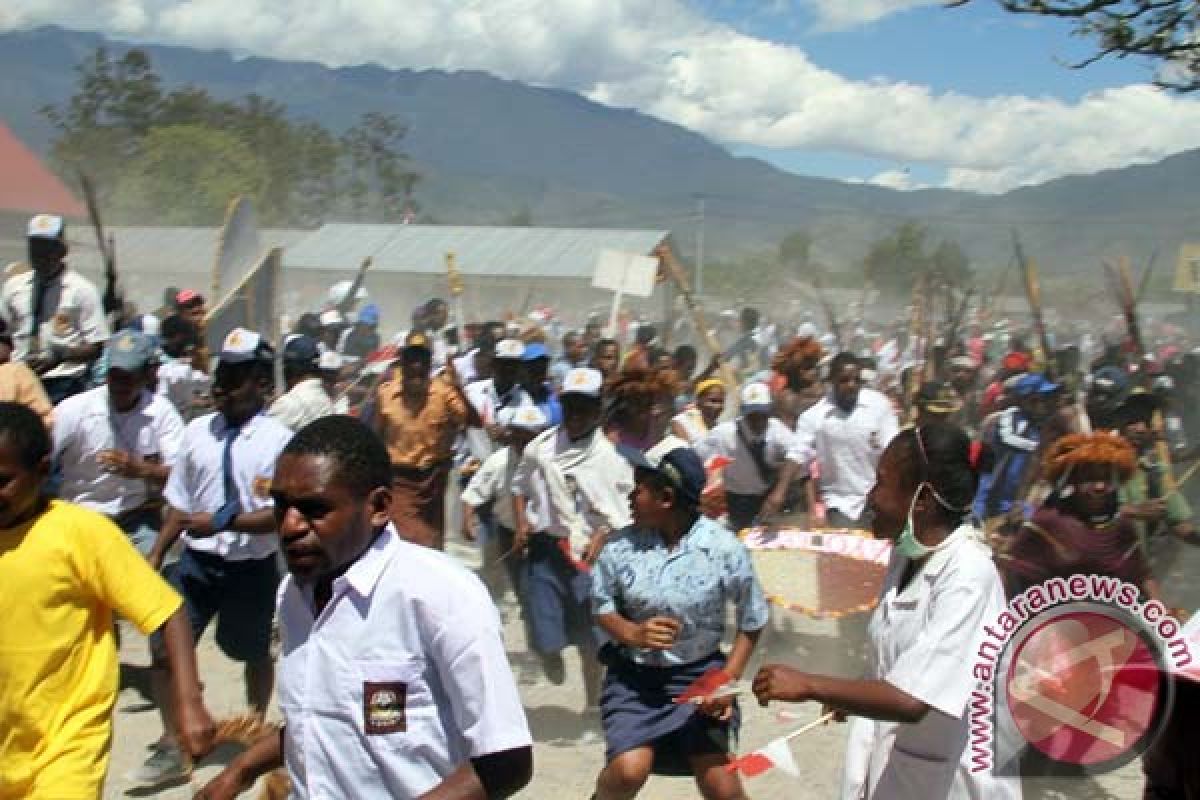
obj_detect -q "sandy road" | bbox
[102,533,1170,799]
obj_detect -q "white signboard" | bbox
[592,249,658,298]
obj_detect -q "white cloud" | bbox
[802,0,941,30]
[5,0,1200,193]
[868,169,918,190]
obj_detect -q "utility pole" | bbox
[695,194,706,298]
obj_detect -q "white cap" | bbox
[797,322,818,338]
[318,350,344,371]
[740,382,772,413]
[319,309,345,328]
[561,367,604,398]
[219,327,268,364]
[327,280,368,308]
[28,214,65,239]
[495,338,525,360]
[500,405,549,432]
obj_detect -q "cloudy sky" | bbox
[2,0,1197,193]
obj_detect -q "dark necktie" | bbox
[211,423,243,531]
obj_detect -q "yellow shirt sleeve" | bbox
[73,507,182,635]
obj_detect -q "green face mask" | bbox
[893,483,959,561]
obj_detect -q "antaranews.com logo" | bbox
[969,574,1195,776]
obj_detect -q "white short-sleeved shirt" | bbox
[164,411,293,560]
[695,417,810,496]
[462,379,530,462]
[461,446,521,531]
[842,526,1021,800]
[268,377,335,432]
[795,388,899,519]
[156,355,211,421]
[277,525,532,798]
[53,386,185,516]
[1,268,109,379]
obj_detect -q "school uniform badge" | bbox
[252,476,272,498]
[364,681,407,734]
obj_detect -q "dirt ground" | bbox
[103,527,1198,799]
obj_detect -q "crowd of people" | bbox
[3,211,1200,799]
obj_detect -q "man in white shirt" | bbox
[463,338,531,465]
[1,214,109,403]
[196,415,533,800]
[53,329,184,555]
[155,314,210,421]
[133,328,294,788]
[269,335,335,432]
[512,368,631,699]
[695,382,809,531]
[795,352,899,529]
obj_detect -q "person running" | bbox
[695,382,808,531]
[0,401,216,799]
[372,331,475,550]
[771,334,825,429]
[155,314,211,421]
[795,352,899,530]
[1,214,109,403]
[513,368,632,700]
[753,422,1020,800]
[591,440,768,800]
[195,416,533,800]
[268,334,335,432]
[670,378,726,445]
[53,329,184,555]
[134,328,294,787]
[462,405,549,606]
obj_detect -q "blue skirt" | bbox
[600,649,739,776]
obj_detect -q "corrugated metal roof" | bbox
[67,226,309,276]
[283,224,670,279]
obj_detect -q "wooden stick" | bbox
[783,710,838,742]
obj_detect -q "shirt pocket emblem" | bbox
[253,476,272,498]
[363,681,407,734]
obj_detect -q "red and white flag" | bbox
[726,736,799,778]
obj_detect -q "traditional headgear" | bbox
[694,377,725,397]
[772,335,823,376]
[1043,432,1136,484]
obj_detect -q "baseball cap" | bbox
[27,214,65,240]
[402,330,432,355]
[916,381,963,414]
[1091,365,1130,396]
[319,309,345,328]
[106,329,156,371]
[175,289,204,308]
[561,368,604,398]
[357,303,380,326]
[625,437,707,507]
[521,342,549,361]
[1013,373,1060,397]
[318,350,344,371]
[740,382,773,413]
[219,327,274,364]
[282,334,320,366]
[499,405,549,432]
[495,338,525,360]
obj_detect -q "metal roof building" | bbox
[282,224,673,327]
[283,224,670,278]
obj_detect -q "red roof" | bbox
[0,122,86,217]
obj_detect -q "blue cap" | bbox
[106,329,156,371]
[522,342,549,361]
[1091,365,1130,394]
[1014,373,1060,397]
[357,304,380,326]
[625,439,707,507]
[283,334,321,366]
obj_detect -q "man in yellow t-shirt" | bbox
[0,402,216,799]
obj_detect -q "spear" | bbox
[1012,231,1052,373]
[334,255,373,316]
[1136,248,1158,304]
[78,171,121,317]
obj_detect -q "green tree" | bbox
[949,1,1200,90]
[779,230,813,276]
[110,125,267,225]
[862,222,972,292]
[339,112,420,222]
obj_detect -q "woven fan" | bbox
[741,528,891,619]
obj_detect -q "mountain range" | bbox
[2,25,1198,285]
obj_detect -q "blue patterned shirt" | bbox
[592,515,770,666]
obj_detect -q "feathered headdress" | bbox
[771,336,824,376]
[1043,432,1136,484]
